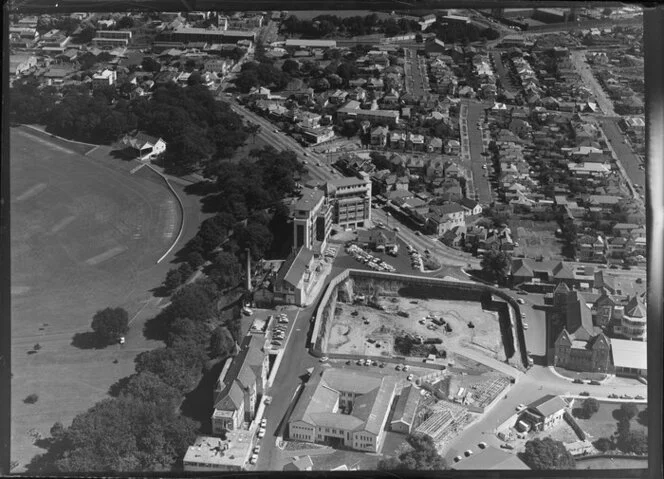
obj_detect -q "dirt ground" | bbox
[327,297,503,360]
[510,219,563,260]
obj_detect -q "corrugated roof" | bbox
[527,395,567,418]
[293,187,325,212]
[391,385,421,427]
[276,246,314,288]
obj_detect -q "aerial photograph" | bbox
[8,3,650,474]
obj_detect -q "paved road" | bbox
[570,50,618,117]
[463,101,494,205]
[371,208,480,269]
[599,118,646,200]
[404,48,430,96]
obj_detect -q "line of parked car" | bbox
[406,244,424,270]
[269,313,289,348]
[346,244,396,272]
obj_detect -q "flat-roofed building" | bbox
[336,100,400,126]
[92,69,117,88]
[159,26,256,44]
[95,30,133,40]
[288,366,398,453]
[285,39,336,49]
[291,187,333,254]
[610,338,647,377]
[326,177,372,229]
[183,433,253,472]
[92,37,129,48]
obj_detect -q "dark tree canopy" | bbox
[521,437,576,470]
[580,398,600,419]
[90,307,129,345]
[480,250,511,284]
[378,434,448,471]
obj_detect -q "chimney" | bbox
[246,248,252,291]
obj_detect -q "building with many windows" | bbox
[211,334,269,434]
[183,433,253,472]
[291,187,333,255]
[325,177,372,229]
[288,366,397,453]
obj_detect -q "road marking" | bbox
[84,245,127,265]
[49,214,77,234]
[14,183,47,202]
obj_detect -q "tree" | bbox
[618,430,647,455]
[209,251,243,289]
[166,282,217,323]
[116,16,134,29]
[581,398,600,419]
[24,393,39,404]
[90,307,129,345]
[480,250,511,285]
[178,262,194,282]
[210,326,236,358]
[164,268,183,292]
[378,434,448,471]
[522,437,576,470]
[619,403,639,421]
[135,347,202,393]
[186,251,205,269]
[282,59,300,76]
[141,57,162,73]
[593,437,613,452]
[117,371,182,408]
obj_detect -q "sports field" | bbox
[9,127,202,471]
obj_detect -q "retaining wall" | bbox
[309,269,529,368]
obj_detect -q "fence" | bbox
[308,269,530,368]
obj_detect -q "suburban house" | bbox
[122,132,167,160]
[457,198,482,216]
[357,229,397,252]
[212,334,269,434]
[427,204,465,235]
[519,395,569,432]
[288,366,398,453]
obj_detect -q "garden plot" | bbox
[326,297,503,360]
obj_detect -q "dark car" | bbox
[580,391,590,396]
[589,380,601,386]
[500,443,514,450]
[573,379,584,384]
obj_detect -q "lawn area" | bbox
[554,367,608,382]
[10,127,205,472]
[574,401,648,442]
[510,219,564,260]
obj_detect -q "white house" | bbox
[122,132,167,160]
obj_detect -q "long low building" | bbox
[336,100,400,126]
[288,366,397,453]
[285,38,337,49]
[158,26,256,43]
[610,338,647,377]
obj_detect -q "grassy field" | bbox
[10,127,190,471]
[510,219,564,260]
[574,402,648,442]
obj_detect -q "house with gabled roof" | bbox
[212,334,269,434]
[553,291,612,373]
[520,395,569,432]
[390,385,421,434]
[122,132,167,160]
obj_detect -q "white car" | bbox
[407,374,414,381]
[250,454,258,464]
[119,336,125,344]
[260,418,267,428]
[523,322,529,330]
[320,356,329,362]
[516,404,526,412]
[517,298,525,304]
[257,428,265,438]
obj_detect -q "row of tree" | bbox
[10,81,250,176]
[281,13,420,38]
[29,275,238,473]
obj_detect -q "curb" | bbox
[145,164,186,264]
[23,124,100,147]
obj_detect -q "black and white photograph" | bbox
[4,1,659,476]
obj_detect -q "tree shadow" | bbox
[71,332,104,350]
[637,409,648,426]
[612,408,624,421]
[143,309,173,342]
[109,147,139,162]
[149,284,172,298]
[108,375,132,397]
[180,361,224,434]
[572,407,588,420]
[183,180,218,197]
[200,192,224,214]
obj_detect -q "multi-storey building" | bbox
[289,367,397,453]
[325,177,372,229]
[91,69,117,88]
[92,37,129,48]
[291,187,333,255]
[96,30,133,40]
[211,334,268,434]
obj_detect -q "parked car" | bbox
[454,456,462,462]
[580,391,590,396]
[395,364,402,371]
[250,454,258,464]
[517,298,525,304]
[254,445,261,454]
[478,442,487,449]
[260,418,267,428]
[501,443,514,450]
[522,322,528,330]
[573,378,584,384]
[635,395,644,400]
[319,356,329,362]
[464,450,473,457]
[264,397,272,405]
[516,404,525,412]
[257,428,265,438]
[119,336,125,344]
[589,380,601,386]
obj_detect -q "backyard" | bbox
[510,219,564,260]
